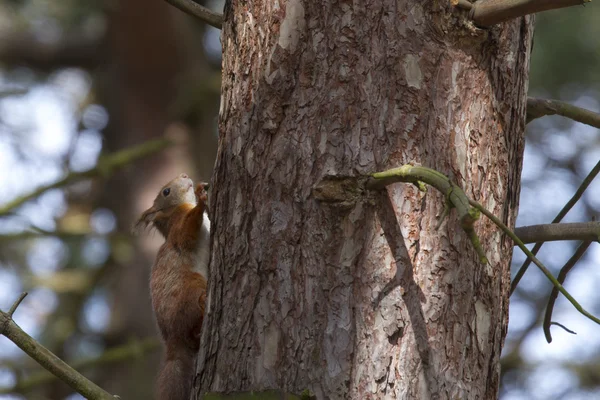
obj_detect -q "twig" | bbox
[0,295,116,399]
[514,222,600,244]
[543,241,592,343]
[0,138,172,217]
[469,200,600,327]
[7,293,27,317]
[527,97,600,127]
[511,159,600,294]
[1,337,160,395]
[367,166,489,262]
[314,166,488,263]
[165,0,223,29]
[550,322,577,335]
[452,0,590,27]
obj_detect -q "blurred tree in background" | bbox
[502,7,600,400]
[0,0,220,398]
[0,1,598,399]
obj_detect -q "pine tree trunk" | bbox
[196,1,533,398]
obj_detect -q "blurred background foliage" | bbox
[0,0,222,398]
[0,1,598,399]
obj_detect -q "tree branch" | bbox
[0,293,116,400]
[514,222,600,244]
[468,200,600,327]
[165,0,223,29]
[313,165,488,264]
[315,165,600,328]
[452,0,590,27]
[1,337,160,395]
[527,97,600,127]
[0,138,172,217]
[511,158,600,294]
[550,321,578,335]
[7,293,27,318]
[543,241,592,343]
[367,165,489,263]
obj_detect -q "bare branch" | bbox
[469,199,600,327]
[0,138,172,217]
[515,222,600,244]
[527,97,600,127]
[165,0,224,29]
[7,293,28,318]
[511,159,600,294]
[550,322,577,335]
[0,295,116,399]
[543,241,592,343]
[452,0,590,27]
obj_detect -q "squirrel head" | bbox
[134,173,197,237]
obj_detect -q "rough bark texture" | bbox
[196,1,533,399]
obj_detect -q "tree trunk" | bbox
[196,1,533,399]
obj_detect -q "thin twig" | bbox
[0,138,172,217]
[0,296,116,400]
[7,293,28,317]
[543,241,592,343]
[511,159,600,294]
[165,0,223,29]
[470,200,600,327]
[527,97,600,128]
[550,322,577,335]
[365,165,488,263]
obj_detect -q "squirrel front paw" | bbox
[195,182,209,203]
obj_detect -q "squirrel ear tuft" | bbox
[131,206,158,236]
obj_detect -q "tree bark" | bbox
[196,1,533,399]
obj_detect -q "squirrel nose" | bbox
[179,173,189,179]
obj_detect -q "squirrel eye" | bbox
[162,188,171,197]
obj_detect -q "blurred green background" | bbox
[0,2,598,399]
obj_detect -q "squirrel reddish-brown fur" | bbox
[135,173,209,400]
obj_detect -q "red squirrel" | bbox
[135,173,210,400]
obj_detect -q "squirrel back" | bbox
[136,173,209,400]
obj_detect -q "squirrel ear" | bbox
[131,206,158,235]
